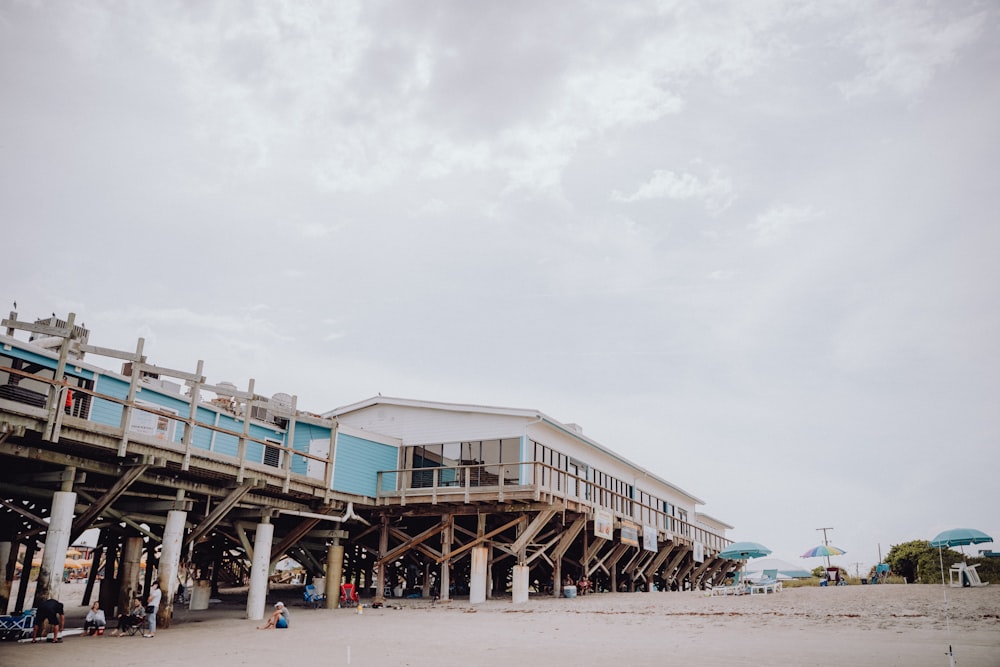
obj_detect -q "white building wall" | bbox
[525,422,699,517]
[336,405,534,445]
[337,402,713,537]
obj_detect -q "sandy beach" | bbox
[2,582,998,667]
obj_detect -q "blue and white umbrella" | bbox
[930,527,993,667]
[719,541,772,560]
[930,528,992,549]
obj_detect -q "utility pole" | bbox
[817,527,834,569]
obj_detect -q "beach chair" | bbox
[949,562,989,588]
[749,569,782,595]
[304,584,327,608]
[340,583,359,605]
[0,609,35,642]
[711,571,745,596]
[871,563,889,584]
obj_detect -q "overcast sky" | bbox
[3,1,998,575]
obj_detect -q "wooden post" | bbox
[181,361,205,471]
[375,515,388,603]
[440,514,452,601]
[117,338,145,457]
[14,539,37,613]
[281,395,297,493]
[43,312,75,442]
[80,532,105,608]
[236,379,255,483]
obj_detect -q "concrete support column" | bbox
[469,546,488,604]
[35,488,76,605]
[118,536,144,616]
[512,564,530,604]
[157,505,187,629]
[486,544,494,599]
[246,522,274,621]
[327,541,344,607]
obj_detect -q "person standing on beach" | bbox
[144,582,161,637]
[32,598,65,643]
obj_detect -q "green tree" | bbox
[884,540,965,584]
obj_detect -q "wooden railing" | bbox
[376,461,731,552]
[0,363,337,498]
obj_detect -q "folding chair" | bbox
[340,583,360,605]
[304,584,326,608]
[124,614,149,637]
[0,609,35,641]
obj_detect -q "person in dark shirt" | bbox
[33,598,65,643]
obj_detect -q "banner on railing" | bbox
[643,525,657,552]
[620,521,639,547]
[693,541,704,563]
[594,509,613,541]
[131,400,177,441]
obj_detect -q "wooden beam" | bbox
[551,516,586,560]
[0,498,47,526]
[184,483,257,547]
[70,462,150,542]
[434,516,525,564]
[377,522,448,567]
[509,510,556,556]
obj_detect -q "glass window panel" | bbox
[500,438,520,485]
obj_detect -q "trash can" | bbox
[563,585,577,598]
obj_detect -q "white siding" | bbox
[337,405,534,445]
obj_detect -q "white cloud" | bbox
[748,204,821,245]
[838,5,987,99]
[612,168,735,214]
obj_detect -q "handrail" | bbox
[376,461,731,551]
[0,364,336,489]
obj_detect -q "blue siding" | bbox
[333,434,398,497]
[91,375,129,427]
[3,344,336,482]
[192,406,215,451]
[289,422,332,477]
[212,413,242,457]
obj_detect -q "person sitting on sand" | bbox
[258,601,290,629]
[84,601,107,636]
[577,575,591,595]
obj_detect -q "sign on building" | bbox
[621,521,639,547]
[594,509,613,541]
[643,525,657,552]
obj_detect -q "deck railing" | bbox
[376,461,730,552]
[0,363,338,499]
